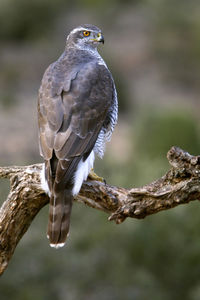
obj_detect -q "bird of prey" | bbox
[38,24,118,248]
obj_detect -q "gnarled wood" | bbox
[0,146,200,275]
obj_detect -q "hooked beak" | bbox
[93,32,104,44]
[97,32,104,44]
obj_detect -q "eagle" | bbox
[38,24,118,248]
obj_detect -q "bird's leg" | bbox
[88,168,104,182]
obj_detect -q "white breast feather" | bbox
[72,150,95,196]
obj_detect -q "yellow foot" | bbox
[88,169,104,182]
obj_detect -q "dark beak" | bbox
[100,35,104,44]
[97,33,104,44]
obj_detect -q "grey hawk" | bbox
[38,24,118,248]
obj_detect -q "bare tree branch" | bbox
[0,146,200,275]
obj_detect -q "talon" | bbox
[88,168,104,182]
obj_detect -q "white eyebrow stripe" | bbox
[69,27,89,35]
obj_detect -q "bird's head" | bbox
[66,24,104,50]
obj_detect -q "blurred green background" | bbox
[1,0,200,299]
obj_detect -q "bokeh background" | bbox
[1,0,200,299]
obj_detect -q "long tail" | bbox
[44,153,82,248]
[47,189,72,249]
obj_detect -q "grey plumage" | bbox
[38,24,118,248]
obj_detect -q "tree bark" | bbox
[0,146,200,275]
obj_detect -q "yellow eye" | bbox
[83,31,90,37]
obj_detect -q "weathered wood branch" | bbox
[0,146,200,275]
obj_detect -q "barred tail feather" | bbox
[47,190,72,248]
[46,151,95,248]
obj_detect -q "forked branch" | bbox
[0,146,200,275]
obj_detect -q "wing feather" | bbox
[38,61,113,188]
[38,59,114,246]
